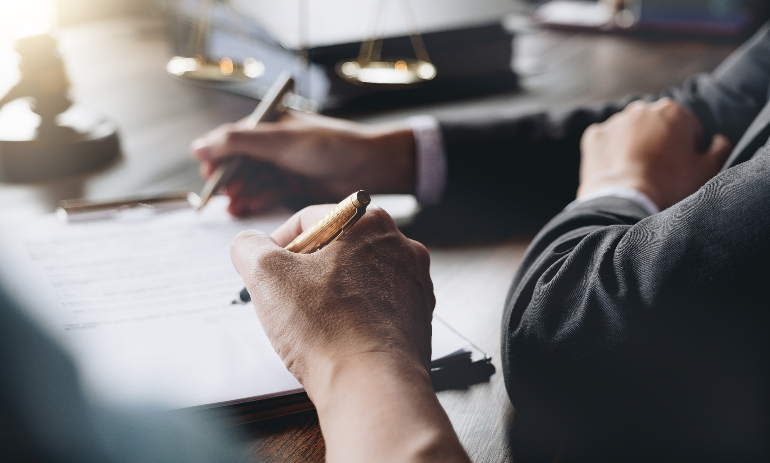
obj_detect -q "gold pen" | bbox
[232,190,371,304]
[197,71,295,211]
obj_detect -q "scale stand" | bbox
[336,0,437,87]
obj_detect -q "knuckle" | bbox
[231,231,288,278]
[660,99,680,114]
[411,241,431,266]
[584,123,601,135]
[232,229,261,248]
[222,128,243,148]
[655,98,684,118]
[256,247,286,270]
[581,124,602,145]
[427,290,437,311]
[627,100,647,111]
[366,206,395,230]
[672,105,691,123]
[247,248,289,288]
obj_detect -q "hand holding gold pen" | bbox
[232,190,371,304]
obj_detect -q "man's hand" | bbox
[192,111,416,216]
[579,98,733,210]
[231,205,434,383]
[230,207,469,463]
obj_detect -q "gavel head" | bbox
[13,31,72,124]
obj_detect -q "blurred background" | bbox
[1,2,770,460]
[1,0,769,213]
[3,0,770,113]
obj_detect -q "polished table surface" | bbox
[0,15,737,462]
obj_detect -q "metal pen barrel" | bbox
[232,190,371,304]
[286,190,370,254]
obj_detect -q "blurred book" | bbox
[535,0,755,38]
[166,0,523,109]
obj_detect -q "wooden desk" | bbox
[0,16,737,462]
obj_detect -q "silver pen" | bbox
[196,71,295,211]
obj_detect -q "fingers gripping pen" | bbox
[232,190,371,304]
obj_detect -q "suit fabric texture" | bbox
[427,22,770,460]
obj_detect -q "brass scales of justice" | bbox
[165,0,437,88]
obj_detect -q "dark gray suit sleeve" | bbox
[404,21,770,243]
[403,101,629,242]
[502,149,770,459]
[669,21,770,146]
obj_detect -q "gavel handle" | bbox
[0,83,27,110]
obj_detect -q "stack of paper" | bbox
[0,197,474,414]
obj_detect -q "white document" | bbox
[0,197,469,410]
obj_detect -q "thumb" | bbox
[230,230,281,280]
[705,133,733,168]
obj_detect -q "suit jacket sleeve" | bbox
[501,149,770,458]
[404,102,628,242]
[404,21,770,243]
[667,21,770,147]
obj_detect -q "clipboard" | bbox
[57,191,201,222]
[23,193,494,425]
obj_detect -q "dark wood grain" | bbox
[0,15,738,463]
[238,411,326,463]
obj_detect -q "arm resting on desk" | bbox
[667,20,770,150]
[408,20,770,242]
[501,154,770,459]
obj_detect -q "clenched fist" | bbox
[579,98,733,210]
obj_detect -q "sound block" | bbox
[0,99,120,183]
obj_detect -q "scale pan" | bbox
[166,56,265,83]
[336,59,436,86]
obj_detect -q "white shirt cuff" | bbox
[407,115,447,207]
[564,187,660,216]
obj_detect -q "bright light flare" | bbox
[0,0,56,43]
[219,57,233,76]
[417,62,436,80]
[166,56,199,76]
[243,57,265,78]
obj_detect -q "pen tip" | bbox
[195,198,208,212]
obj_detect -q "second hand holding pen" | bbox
[232,190,372,304]
[197,71,295,211]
